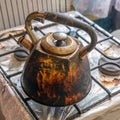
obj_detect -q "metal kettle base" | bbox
[21,71,92,107]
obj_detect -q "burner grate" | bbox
[0,13,120,120]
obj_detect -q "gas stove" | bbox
[0,11,120,120]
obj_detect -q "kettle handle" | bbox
[25,12,97,58]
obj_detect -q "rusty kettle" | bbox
[21,12,97,107]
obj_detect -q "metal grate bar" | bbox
[91,76,112,98]
[76,31,120,60]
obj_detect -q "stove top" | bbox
[0,11,120,120]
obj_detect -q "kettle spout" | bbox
[18,35,34,51]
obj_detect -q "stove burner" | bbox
[14,47,29,61]
[98,56,120,76]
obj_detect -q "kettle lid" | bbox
[41,32,77,55]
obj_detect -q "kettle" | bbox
[21,12,97,107]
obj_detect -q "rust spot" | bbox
[0,44,4,49]
[35,56,83,104]
[101,78,120,86]
[37,90,41,97]
[65,93,81,105]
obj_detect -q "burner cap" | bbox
[98,56,120,76]
[14,47,28,61]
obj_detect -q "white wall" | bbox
[0,0,72,31]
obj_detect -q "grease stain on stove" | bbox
[0,43,4,49]
[100,78,120,87]
[104,44,120,58]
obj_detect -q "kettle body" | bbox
[21,12,97,107]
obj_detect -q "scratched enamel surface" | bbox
[0,53,25,75]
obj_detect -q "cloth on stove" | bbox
[0,73,32,120]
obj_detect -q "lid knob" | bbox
[53,32,67,47]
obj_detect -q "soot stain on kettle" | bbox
[22,47,91,106]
